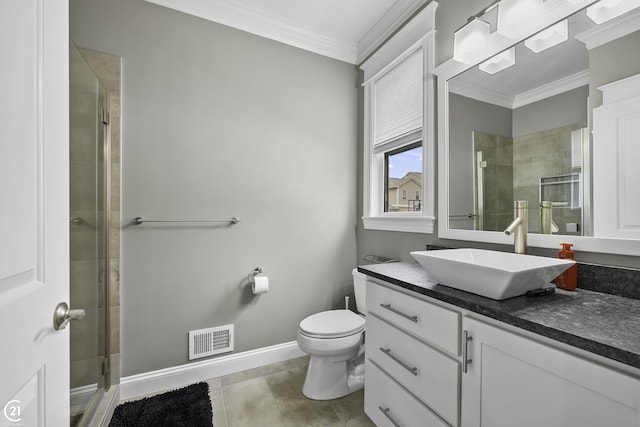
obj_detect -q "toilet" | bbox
[297,269,367,400]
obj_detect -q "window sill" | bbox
[362,215,435,234]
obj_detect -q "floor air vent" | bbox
[189,324,234,360]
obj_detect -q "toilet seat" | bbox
[299,310,365,339]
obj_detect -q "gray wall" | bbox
[357,1,640,268]
[448,94,512,230]
[589,30,640,110]
[513,86,588,137]
[71,0,358,376]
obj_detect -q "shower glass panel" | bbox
[473,132,514,232]
[472,126,585,235]
[69,40,110,427]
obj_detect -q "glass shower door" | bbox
[473,131,515,232]
[69,40,109,427]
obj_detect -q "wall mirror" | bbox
[434,0,640,255]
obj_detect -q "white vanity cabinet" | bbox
[365,280,461,426]
[461,317,640,427]
[364,278,640,427]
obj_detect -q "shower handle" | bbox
[53,302,85,330]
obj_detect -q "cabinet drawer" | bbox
[367,281,460,355]
[365,360,449,427]
[367,314,460,426]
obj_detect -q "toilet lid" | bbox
[299,310,365,338]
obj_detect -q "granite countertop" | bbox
[358,262,640,371]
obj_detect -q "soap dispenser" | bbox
[554,243,577,290]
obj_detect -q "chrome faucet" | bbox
[504,200,528,254]
[539,201,559,234]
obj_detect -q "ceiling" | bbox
[145,0,427,64]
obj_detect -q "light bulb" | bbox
[497,0,544,38]
[524,20,568,53]
[453,19,491,64]
[587,0,640,23]
[479,48,516,74]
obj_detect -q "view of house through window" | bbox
[384,142,423,212]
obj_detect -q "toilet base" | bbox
[302,354,365,400]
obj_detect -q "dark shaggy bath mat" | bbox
[109,382,213,427]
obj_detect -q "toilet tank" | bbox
[352,269,367,314]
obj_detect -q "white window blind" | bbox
[374,49,423,146]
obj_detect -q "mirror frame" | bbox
[433,0,640,256]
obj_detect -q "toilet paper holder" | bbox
[248,267,263,283]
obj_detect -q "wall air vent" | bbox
[188,324,234,360]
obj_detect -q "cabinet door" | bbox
[461,317,640,427]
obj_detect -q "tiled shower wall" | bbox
[473,123,584,235]
[513,123,583,234]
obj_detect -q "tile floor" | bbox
[206,356,375,427]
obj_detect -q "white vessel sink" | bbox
[410,249,575,300]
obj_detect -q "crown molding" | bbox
[145,0,438,64]
[448,80,514,109]
[512,70,589,108]
[360,3,437,81]
[356,0,431,65]
[145,0,358,63]
[449,70,589,109]
[575,8,640,50]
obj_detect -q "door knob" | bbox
[53,302,85,330]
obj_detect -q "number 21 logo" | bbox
[3,400,22,423]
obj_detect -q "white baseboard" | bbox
[119,341,305,401]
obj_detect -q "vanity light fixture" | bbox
[453,18,491,64]
[524,20,569,52]
[479,47,516,74]
[496,0,544,38]
[586,0,640,23]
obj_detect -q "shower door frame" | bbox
[69,42,113,427]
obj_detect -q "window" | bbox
[360,5,436,233]
[385,142,423,212]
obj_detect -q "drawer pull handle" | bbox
[380,303,418,323]
[380,347,418,376]
[378,406,402,427]
[463,329,473,373]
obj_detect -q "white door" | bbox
[0,0,70,426]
